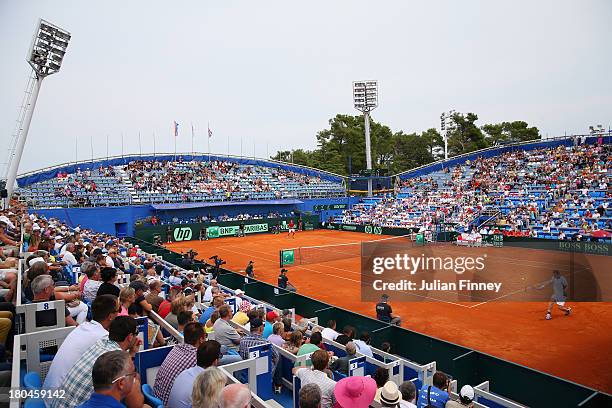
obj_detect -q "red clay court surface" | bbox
[166,229,612,392]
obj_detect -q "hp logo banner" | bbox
[173,227,193,242]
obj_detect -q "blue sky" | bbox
[1,0,610,174]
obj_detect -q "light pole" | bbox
[440,109,455,160]
[353,80,378,197]
[3,19,70,205]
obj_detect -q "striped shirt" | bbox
[239,333,278,365]
[154,343,197,405]
[295,368,336,408]
[51,339,121,408]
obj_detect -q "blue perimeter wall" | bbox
[32,197,360,236]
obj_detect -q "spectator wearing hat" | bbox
[263,310,279,339]
[231,303,251,327]
[417,371,450,408]
[399,381,417,408]
[445,385,474,407]
[376,294,401,326]
[293,350,336,408]
[334,376,376,408]
[380,381,402,407]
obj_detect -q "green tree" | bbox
[271,150,292,162]
[447,112,489,156]
[271,112,540,175]
[391,131,434,172]
[482,121,540,145]
[421,128,444,159]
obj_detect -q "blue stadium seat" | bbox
[23,372,42,390]
[142,383,163,407]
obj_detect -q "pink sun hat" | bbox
[333,376,377,408]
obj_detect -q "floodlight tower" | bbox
[440,109,455,160]
[3,19,70,205]
[353,80,378,197]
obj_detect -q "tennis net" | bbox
[279,235,413,267]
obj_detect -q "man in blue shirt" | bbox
[199,295,224,324]
[77,350,136,408]
[417,371,450,408]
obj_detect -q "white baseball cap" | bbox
[460,385,475,402]
[234,289,244,296]
[28,257,45,267]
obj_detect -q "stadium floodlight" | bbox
[353,80,378,197]
[440,109,455,160]
[3,19,70,206]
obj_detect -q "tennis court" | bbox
[166,229,612,392]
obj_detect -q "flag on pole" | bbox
[173,121,179,137]
[208,124,213,138]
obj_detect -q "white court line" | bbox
[215,245,472,309]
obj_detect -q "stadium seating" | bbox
[6,207,610,407]
[339,143,611,240]
[17,159,346,208]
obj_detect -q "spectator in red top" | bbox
[158,287,182,319]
